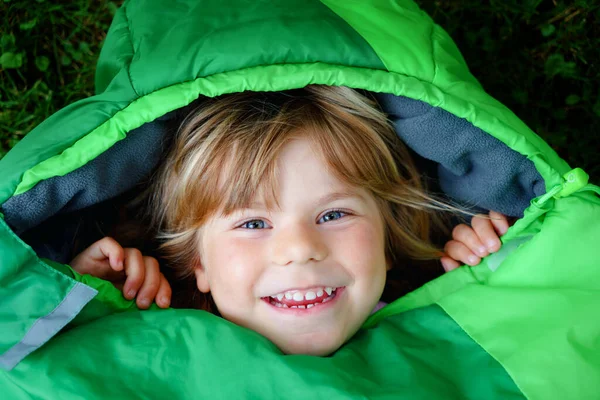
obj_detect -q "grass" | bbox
[1,0,599,180]
[0,0,120,156]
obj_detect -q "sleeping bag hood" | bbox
[1,0,600,398]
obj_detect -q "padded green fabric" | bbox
[2,305,524,399]
[0,0,599,398]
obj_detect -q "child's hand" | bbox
[70,237,171,309]
[441,211,510,272]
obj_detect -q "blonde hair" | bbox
[150,85,458,308]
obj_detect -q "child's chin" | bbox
[272,334,346,356]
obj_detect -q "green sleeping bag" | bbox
[1,0,599,398]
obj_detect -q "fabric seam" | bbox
[121,1,139,97]
[0,217,96,370]
[437,302,530,400]
[0,282,97,370]
[430,22,438,84]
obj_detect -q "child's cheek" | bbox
[206,236,265,301]
[329,221,387,273]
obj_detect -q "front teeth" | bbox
[273,287,336,302]
[305,291,317,301]
[292,292,304,301]
[271,286,335,308]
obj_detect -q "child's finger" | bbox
[451,223,489,258]
[444,240,481,266]
[489,210,510,236]
[471,214,502,253]
[155,274,172,309]
[90,237,125,269]
[122,248,146,300]
[72,237,124,276]
[440,256,460,272]
[97,237,125,272]
[136,256,161,309]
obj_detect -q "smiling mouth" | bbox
[262,287,342,309]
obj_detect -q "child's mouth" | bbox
[262,287,343,309]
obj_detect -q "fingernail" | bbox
[160,297,170,307]
[139,298,150,308]
[128,290,136,298]
[468,255,479,265]
[477,246,487,256]
[487,239,499,251]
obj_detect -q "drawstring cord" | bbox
[533,168,599,207]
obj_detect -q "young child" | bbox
[70,85,509,356]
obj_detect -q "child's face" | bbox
[194,137,387,355]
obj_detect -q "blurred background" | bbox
[1,0,598,180]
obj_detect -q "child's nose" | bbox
[270,223,328,266]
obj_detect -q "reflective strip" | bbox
[0,282,97,371]
[487,235,534,272]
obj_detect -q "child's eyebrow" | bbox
[315,190,366,207]
[244,190,365,211]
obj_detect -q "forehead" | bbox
[251,139,371,208]
[275,139,347,192]
[214,130,375,215]
[276,138,329,178]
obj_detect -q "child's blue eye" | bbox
[318,210,346,224]
[241,220,267,229]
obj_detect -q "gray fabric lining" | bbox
[0,282,97,371]
[3,114,173,235]
[1,94,545,262]
[375,94,545,216]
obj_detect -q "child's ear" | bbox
[194,264,211,293]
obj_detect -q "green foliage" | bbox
[0,52,23,69]
[0,0,121,159]
[0,0,598,180]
